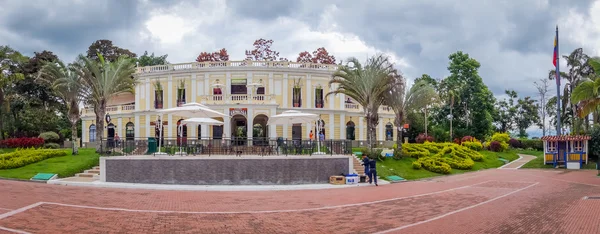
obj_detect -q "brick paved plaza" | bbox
[0,168,599,234]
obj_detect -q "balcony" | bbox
[82,104,136,116]
[315,99,324,108]
[202,94,273,104]
[135,61,339,74]
[177,99,186,107]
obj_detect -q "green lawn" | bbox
[0,148,100,180]
[376,150,521,180]
[519,149,598,169]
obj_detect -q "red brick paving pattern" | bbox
[0,169,599,233]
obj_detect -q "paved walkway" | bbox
[499,154,537,169]
[1,155,599,233]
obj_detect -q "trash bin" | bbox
[147,137,157,154]
[345,173,358,185]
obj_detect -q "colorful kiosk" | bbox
[541,135,590,169]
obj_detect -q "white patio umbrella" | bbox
[267,110,325,154]
[155,102,229,155]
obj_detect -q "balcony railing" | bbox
[83,104,136,115]
[345,103,359,109]
[136,61,339,74]
[202,94,273,104]
[177,100,186,107]
[230,95,248,102]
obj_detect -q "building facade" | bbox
[80,60,396,144]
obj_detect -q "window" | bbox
[89,124,96,142]
[315,87,324,108]
[547,141,557,152]
[256,87,265,95]
[385,123,393,141]
[346,121,355,140]
[154,81,163,109]
[573,141,583,152]
[125,122,134,140]
[293,87,302,107]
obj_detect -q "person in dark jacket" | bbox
[361,155,370,178]
[368,156,378,186]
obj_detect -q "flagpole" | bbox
[555,25,562,135]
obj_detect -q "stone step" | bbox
[93,166,100,170]
[76,173,96,178]
[85,169,100,174]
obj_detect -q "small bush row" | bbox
[0,137,45,148]
[404,142,485,174]
[0,148,67,169]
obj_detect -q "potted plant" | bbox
[177,80,185,106]
[293,78,302,107]
[315,85,323,108]
[154,81,163,109]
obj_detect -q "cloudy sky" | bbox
[1,0,599,135]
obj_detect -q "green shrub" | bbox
[393,148,403,160]
[520,139,543,151]
[0,148,67,169]
[44,143,61,149]
[462,141,483,151]
[39,132,60,143]
[589,127,600,161]
[412,161,422,169]
[491,132,510,144]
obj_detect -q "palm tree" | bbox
[385,79,438,149]
[572,57,600,122]
[74,54,137,152]
[327,54,398,148]
[37,60,85,155]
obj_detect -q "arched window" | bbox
[346,121,355,140]
[385,123,393,141]
[89,124,96,142]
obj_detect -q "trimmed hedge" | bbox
[520,139,543,151]
[402,142,485,174]
[0,148,67,169]
[0,137,44,148]
[39,132,60,143]
[44,143,61,149]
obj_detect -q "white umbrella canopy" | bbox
[181,117,224,126]
[158,102,228,118]
[267,110,319,125]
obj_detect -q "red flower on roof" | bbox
[540,135,591,142]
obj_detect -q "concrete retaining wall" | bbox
[100,156,351,185]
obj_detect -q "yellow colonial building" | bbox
[80,60,396,144]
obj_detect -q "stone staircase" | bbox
[75,166,100,180]
[351,154,365,175]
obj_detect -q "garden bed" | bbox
[0,148,99,180]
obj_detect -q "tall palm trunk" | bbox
[394,115,403,150]
[94,100,106,153]
[70,120,79,155]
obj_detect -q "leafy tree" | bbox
[534,79,550,136]
[247,38,287,61]
[493,90,517,132]
[433,51,495,140]
[86,39,137,62]
[514,96,539,138]
[0,46,28,139]
[296,47,336,64]
[195,48,229,62]
[572,57,600,123]
[385,78,438,148]
[327,54,398,148]
[414,74,438,90]
[37,60,85,154]
[137,51,168,66]
[74,54,137,152]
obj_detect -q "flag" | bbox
[553,27,560,86]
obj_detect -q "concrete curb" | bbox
[47,178,391,191]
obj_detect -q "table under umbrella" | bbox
[267,110,325,155]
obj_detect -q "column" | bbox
[282,74,288,108]
[118,118,123,137]
[145,78,150,110]
[191,73,197,103]
[224,107,231,138]
[167,75,173,108]
[340,93,345,110]
[359,117,364,141]
[225,72,231,104]
[306,123,312,138]
[329,114,334,139]
[340,113,346,139]
[268,72,274,104]
[247,109,254,144]
[145,114,151,138]
[203,73,209,104]
[269,107,277,138]
[283,124,289,139]
[329,83,335,110]
[135,85,140,111]
[134,115,140,139]
[81,120,86,143]
[167,114,173,137]
[201,124,208,139]
[306,75,312,108]
[378,118,384,141]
